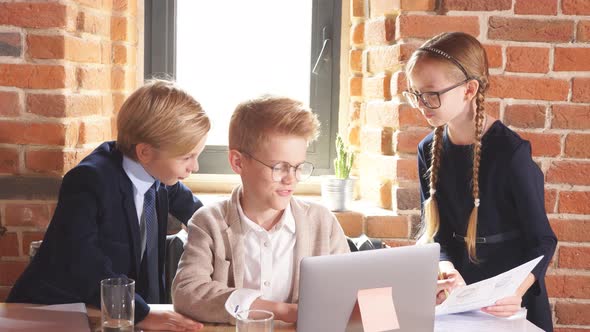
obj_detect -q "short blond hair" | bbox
[229,95,320,153]
[117,79,210,159]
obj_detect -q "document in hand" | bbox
[435,256,543,316]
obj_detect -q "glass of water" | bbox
[101,277,135,332]
[236,309,274,332]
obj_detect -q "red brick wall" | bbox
[347,0,590,329]
[0,0,139,301]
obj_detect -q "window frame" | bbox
[144,0,341,176]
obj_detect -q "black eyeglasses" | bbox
[403,78,471,109]
[242,152,314,182]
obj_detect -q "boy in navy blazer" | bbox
[8,80,210,331]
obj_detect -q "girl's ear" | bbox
[228,149,244,175]
[464,79,480,101]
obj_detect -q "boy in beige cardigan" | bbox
[172,96,350,324]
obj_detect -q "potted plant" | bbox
[322,134,355,211]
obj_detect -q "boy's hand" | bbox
[276,302,298,323]
[136,309,204,331]
[251,298,297,323]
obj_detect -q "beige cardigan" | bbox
[172,187,350,323]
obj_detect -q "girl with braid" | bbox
[404,32,557,331]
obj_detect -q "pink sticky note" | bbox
[357,287,400,332]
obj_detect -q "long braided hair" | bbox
[407,32,490,262]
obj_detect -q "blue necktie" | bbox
[143,182,160,303]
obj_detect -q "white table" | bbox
[1,303,545,332]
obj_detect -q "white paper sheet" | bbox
[434,308,544,332]
[0,302,90,332]
[435,256,543,316]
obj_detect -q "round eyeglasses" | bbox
[242,152,314,182]
[403,78,471,109]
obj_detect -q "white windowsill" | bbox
[182,173,322,196]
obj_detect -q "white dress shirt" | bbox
[122,155,157,258]
[224,193,296,317]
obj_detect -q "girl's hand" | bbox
[436,262,466,304]
[436,277,454,304]
[436,271,466,304]
[481,295,522,317]
[481,273,533,317]
[443,268,467,290]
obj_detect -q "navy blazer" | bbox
[418,121,557,332]
[7,141,203,322]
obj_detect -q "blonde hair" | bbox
[117,79,210,159]
[228,95,320,153]
[407,32,489,262]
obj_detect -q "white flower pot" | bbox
[321,176,354,211]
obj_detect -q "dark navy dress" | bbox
[418,120,557,332]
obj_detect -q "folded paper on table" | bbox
[436,256,543,316]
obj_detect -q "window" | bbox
[145,0,341,175]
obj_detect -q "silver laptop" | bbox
[297,243,439,332]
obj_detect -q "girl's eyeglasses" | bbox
[403,78,471,109]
